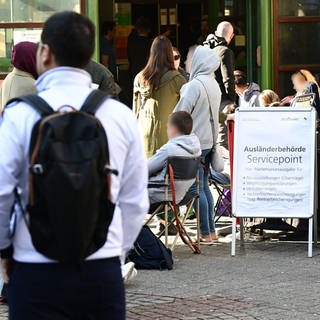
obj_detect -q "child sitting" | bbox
[148,111,201,215]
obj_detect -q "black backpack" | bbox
[128,226,173,270]
[8,90,116,264]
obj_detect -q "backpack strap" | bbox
[6,94,54,117]
[80,90,109,115]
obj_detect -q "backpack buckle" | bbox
[31,164,44,175]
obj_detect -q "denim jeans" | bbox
[189,149,215,235]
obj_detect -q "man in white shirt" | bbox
[0,11,149,320]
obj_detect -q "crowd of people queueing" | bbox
[2,19,320,248]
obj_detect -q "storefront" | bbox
[100,0,320,98]
[0,0,319,98]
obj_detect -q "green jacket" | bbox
[133,70,186,158]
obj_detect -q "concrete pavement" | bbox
[1,234,319,319]
[126,241,320,319]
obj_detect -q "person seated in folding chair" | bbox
[148,111,201,235]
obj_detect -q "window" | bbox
[278,22,320,65]
[279,0,320,17]
[0,0,84,77]
[273,0,320,97]
[0,0,81,22]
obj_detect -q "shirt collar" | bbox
[36,66,92,92]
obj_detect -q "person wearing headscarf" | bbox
[0,41,37,110]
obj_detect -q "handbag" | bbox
[196,79,224,172]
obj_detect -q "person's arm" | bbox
[148,144,169,176]
[220,49,236,103]
[101,55,110,70]
[0,106,25,274]
[118,113,149,255]
[100,69,121,96]
[100,40,110,70]
[174,82,199,113]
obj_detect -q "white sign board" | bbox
[13,30,42,45]
[233,107,316,218]
[231,107,317,257]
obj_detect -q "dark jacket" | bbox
[85,60,121,97]
[304,82,320,114]
[128,29,152,81]
[204,34,236,109]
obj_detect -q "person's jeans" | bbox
[8,257,125,320]
[189,149,215,236]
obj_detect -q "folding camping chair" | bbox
[209,171,232,223]
[145,156,201,254]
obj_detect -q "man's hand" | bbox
[1,259,12,284]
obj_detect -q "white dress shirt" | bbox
[0,67,149,263]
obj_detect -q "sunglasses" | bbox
[174,54,181,61]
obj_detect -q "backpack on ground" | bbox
[128,225,173,270]
[7,90,116,264]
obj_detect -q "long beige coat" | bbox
[0,68,36,110]
[133,70,186,158]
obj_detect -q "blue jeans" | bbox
[190,149,215,235]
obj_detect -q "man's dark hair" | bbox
[41,11,95,68]
[135,17,151,34]
[234,70,247,87]
[101,21,116,36]
[169,111,193,135]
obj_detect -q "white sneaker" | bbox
[122,262,138,283]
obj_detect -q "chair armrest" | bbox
[148,182,168,188]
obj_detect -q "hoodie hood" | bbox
[244,82,260,99]
[189,45,220,80]
[204,33,228,49]
[170,134,201,156]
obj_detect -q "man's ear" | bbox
[229,33,235,44]
[41,44,56,68]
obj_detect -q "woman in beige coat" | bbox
[0,41,37,110]
[133,36,186,158]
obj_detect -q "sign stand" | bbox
[231,107,317,258]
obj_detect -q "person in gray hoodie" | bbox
[174,45,221,243]
[148,111,201,206]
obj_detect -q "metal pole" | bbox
[308,217,313,258]
[314,128,318,246]
[240,218,245,248]
[246,0,254,82]
[231,216,236,256]
[196,174,200,247]
[164,174,169,247]
[259,0,273,90]
[86,0,100,62]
